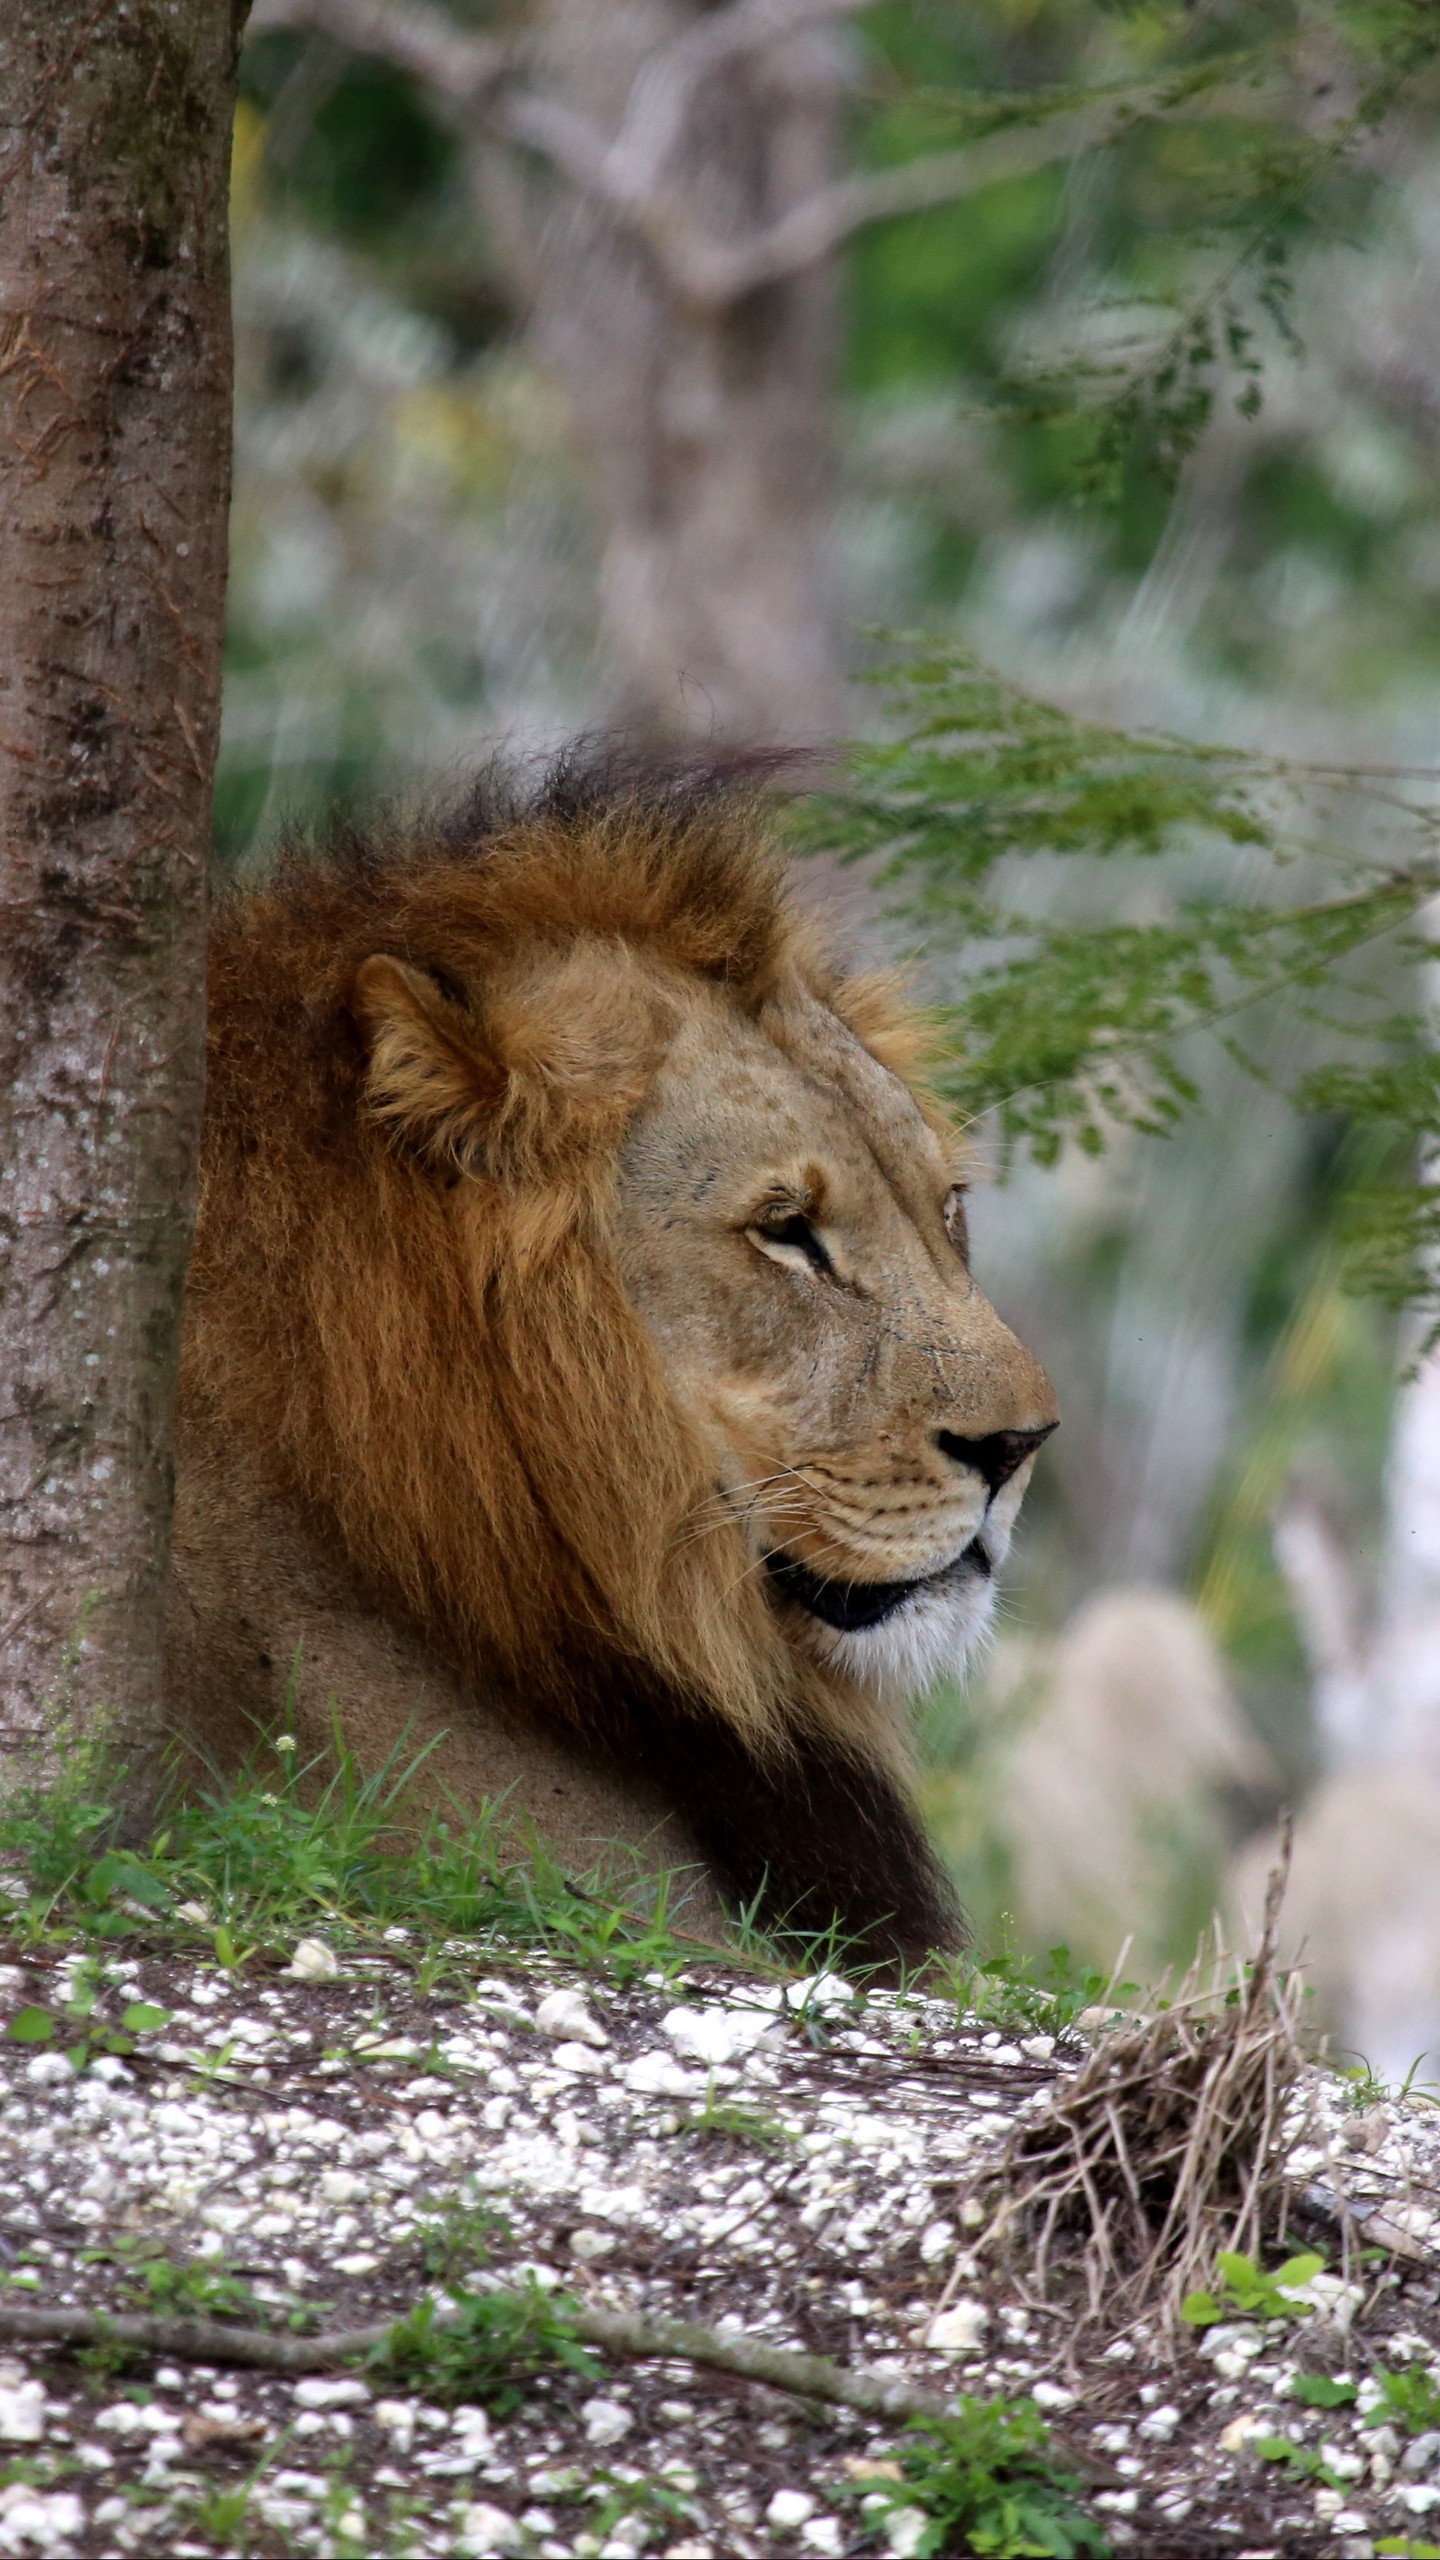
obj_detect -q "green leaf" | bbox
[1271,2253,1325,2292]
[4,2008,54,2046]
[1179,2289,1221,2326]
[1293,2374,1357,2408]
[120,2003,171,2035]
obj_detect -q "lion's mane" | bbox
[182,756,962,1957]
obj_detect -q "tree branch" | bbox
[0,2292,955,2424]
[242,0,1255,312]
[245,0,509,112]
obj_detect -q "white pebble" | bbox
[0,2382,45,2444]
[623,2050,697,2097]
[534,1988,608,2048]
[883,2509,929,2558]
[662,2005,777,2067]
[292,2378,370,2409]
[924,2300,987,2354]
[581,2396,633,2447]
[917,2219,954,2265]
[286,1939,341,1981]
[453,2501,522,2554]
[550,2041,607,2077]
[765,2489,815,2527]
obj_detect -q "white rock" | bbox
[800,2522,843,2554]
[1138,2402,1181,2441]
[374,2400,417,2451]
[623,2050,697,2097]
[765,2489,816,2528]
[320,2170,365,2204]
[286,1939,341,1981]
[924,2300,987,2354]
[550,2041,607,2076]
[785,1975,854,2011]
[0,2490,85,2551]
[94,2403,173,2437]
[917,2219,954,2265]
[581,2396,633,2447]
[23,2055,73,2088]
[0,2383,45,2444]
[1031,2381,1075,2411]
[662,2005,777,2067]
[1219,2413,1266,2453]
[453,2501,522,2554]
[534,1988,608,2048]
[450,2409,494,2462]
[1404,2484,1440,2515]
[570,2228,617,2262]
[293,2378,370,2409]
[883,2509,929,2558]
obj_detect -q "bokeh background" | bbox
[223,0,1440,2072]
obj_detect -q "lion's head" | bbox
[188,757,1055,1956]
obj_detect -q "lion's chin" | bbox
[764,1540,999,1701]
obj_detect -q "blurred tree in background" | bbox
[221,0,1440,2007]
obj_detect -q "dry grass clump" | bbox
[957,1838,1307,2338]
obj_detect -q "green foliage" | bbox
[668,2080,790,2153]
[0,1724,796,1987]
[413,2180,512,2283]
[1252,2433,1345,2490]
[808,639,1440,1317]
[940,1940,1139,2038]
[847,2400,1109,2560]
[371,2278,600,2415]
[79,2238,260,2327]
[1366,2364,1440,2437]
[2,1955,173,2077]
[1292,2373,1358,2410]
[1377,2540,1440,2557]
[1180,2247,1326,2326]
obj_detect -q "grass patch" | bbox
[370,2278,600,2413]
[846,2398,1110,2560]
[0,1722,813,1988]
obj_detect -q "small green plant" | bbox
[670,2079,789,2152]
[1180,2249,1326,2326]
[78,2234,263,2336]
[369,2277,600,2414]
[1366,2365,1440,2437]
[414,2181,512,2282]
[4,1959,171,2075]
[585,2469,701,2543]
[1252,2435,1345,2491]
[1292,2374,1358,2410]
[1377,2540,1440,2557]
[940,1944,1140,2041]
[846,2399,1109,2560]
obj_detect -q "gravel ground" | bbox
[4,1936,1440,2558]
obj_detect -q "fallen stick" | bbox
[0,2295,952,2425]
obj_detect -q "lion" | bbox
[167,755,1057,1961]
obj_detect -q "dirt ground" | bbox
[2,1936,1440,2558]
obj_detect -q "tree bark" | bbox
[526,0,849,745]
[0,0,247,1796]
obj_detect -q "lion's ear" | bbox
[350,953,504,1175]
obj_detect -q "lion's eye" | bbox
[943,1185,969,1257]
[749,1211,833,1278]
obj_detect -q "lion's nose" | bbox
[935,1422,1056,1496]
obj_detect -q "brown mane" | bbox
[182,757,966,1957]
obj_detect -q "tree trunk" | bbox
[527,0,849,746]
[0,0,247,1798]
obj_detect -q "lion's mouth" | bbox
[762,1539,991,1633]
